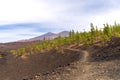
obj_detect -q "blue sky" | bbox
[0,0,120,42]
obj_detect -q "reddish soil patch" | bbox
[0,41,40,52]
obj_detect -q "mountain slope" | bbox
[29,31,69,41]
[29,32,57,41]
[59,31,69,37]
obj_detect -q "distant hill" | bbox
[29,31,69,41]
[29,32,57,41]
[59,31,69,37]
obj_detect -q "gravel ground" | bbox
[29,49,120,80]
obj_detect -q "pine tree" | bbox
[95,26,99,41]
[69,30,72,39]
[90,23,95,44]
[71,29,75,42]
[75,31,80,44]
[103,23,111,41]
[58,34,62,45]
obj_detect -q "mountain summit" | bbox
[29,31,69,41]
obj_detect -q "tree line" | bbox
[10,22,120,56]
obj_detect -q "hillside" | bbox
[29,31,69,41]
[0,37,120,80]
[0,23,120,80]
[24,37,120,80]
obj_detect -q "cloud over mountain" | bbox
[0,0,120,42]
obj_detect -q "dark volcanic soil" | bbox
[0,49,81,80]
[0,37,120,80]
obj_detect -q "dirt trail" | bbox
[67,48,112,80]
[81,50,89,62]
[65,48,89,62]
[43,48,120,80]
[68,48,93,80]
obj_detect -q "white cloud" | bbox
[0,0,120,42]
[0,28,44,42]
[0,0,56,24]
[0,0,119,27]
[90,9,120,29]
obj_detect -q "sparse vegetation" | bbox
[0,54,2,58]
[10,22,120,56]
